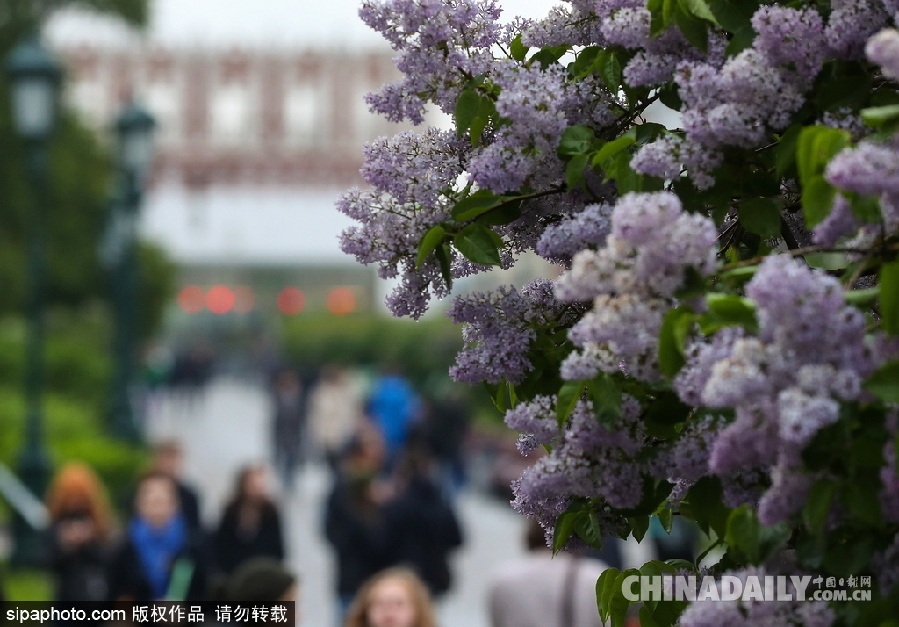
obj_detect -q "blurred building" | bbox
[53,39,431,321]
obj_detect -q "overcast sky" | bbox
[48,0,558,49]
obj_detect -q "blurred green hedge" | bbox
[0,312,147,519]
[281,313,464,389]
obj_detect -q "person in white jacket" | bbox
[487,521,609,627]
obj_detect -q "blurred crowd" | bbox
[21,363,476,627]
[12,361,697,627]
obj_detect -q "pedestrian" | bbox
[308,366,363,471]
[365,366,420,472]
[487,520,609,627]
[343,567,436,627]
[148,439,203,534]
[324,426,395,623]
[224,558,300,625]
[214,464,285,576]
[385,446,463,598]
[421,387,471,500]
[45,462,115,604]
[272,368,306,489]
[107,471,208,603]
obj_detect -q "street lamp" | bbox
[107,100,156,442]
[5,33,62,566]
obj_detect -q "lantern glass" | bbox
[10,75,56,140]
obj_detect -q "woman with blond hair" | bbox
[45,462,115,603]
[343,567,437,627]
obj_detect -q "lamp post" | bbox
[107,100,156,442]
[5,33,62,566]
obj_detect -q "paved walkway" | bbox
[145,377,531,627]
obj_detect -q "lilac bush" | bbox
[339,0,899,623]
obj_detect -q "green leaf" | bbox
[569,46,602,80]
[725,505,760,564]
[805,252,850,271]
[657,84,682,110]
[658,306,695,378]
[630,515,650,542]
[553,510,579,553]
[451,190,502,221]
[865,361,899,402]
[680,476,730,537]
[657,508,674,534]
[775,124,802,178]
[700,293,758,334]
[796,126,850,227]
[844,286,880,306]
[596,568,623,624]
[608,569,639,627]
[738,198,782,239]
[510,34,529,62]
[455,89,480,137]
[469,95,496,147]
[882,262,899,336]
[454,223,502,266]
[588,374,622,427]
[846,192,882,223]
[802,176,838,228]
[558,125,596,156]
[861,104,899,129]
[434,243,453,288]
[574,510,605,549]
[679,0,720,24]
[597,50,624,91]
[556,380,585,426]
[593,135,637,166]
[675,7,709,52]
[529,45,570,69]
[415,225,447,269]
[802,480,835,533]
[566,154,589,191]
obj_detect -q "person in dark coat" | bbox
[150,440,203,534]
[107,471,208,603]
[324,424,395,621]
[45,463,115,604]
[214,464,285,576]
[385,447,463,598]
[272,369,306,489]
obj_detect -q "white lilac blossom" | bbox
[556,192,716,381]
[867,26,899,79]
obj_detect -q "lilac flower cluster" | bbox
[814,24,899,246]
[826,0,890,60]
[686,256,877,524]
[468,63,569,193]
[555,192,716,381]
[337,128,469,318]
[510,395,645,540]
[360,0,502,124]
[447,279,572,385]
[632,5,851,188]
[535,202,613,265]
